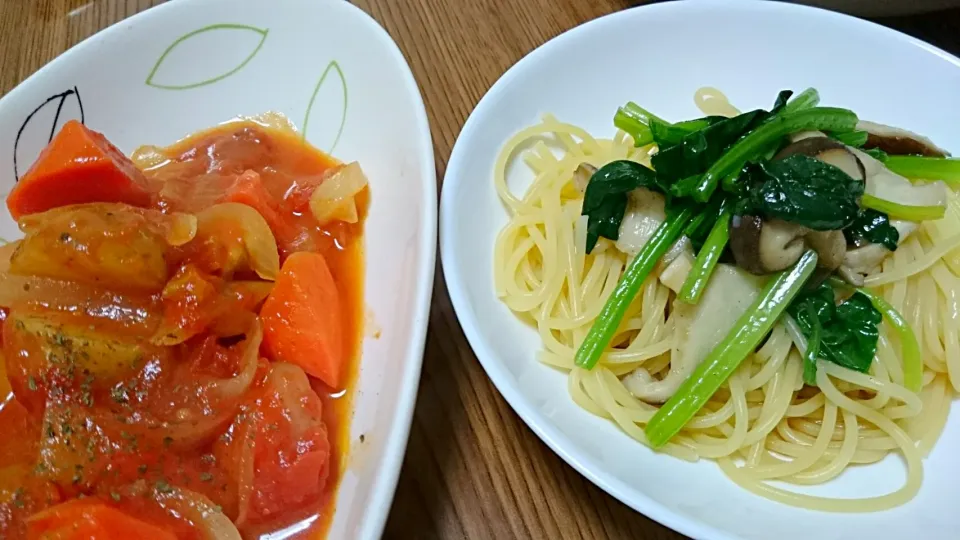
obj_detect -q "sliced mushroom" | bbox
[730,216,848,275]
[837,220,919,285]
[805,230,846,271]
[659,250,694,293]
[774,136,845,160]
[774,137,866,182]
[851,147,948,208]
[624,263,763,403]
[572,163,597,193]
[615,188,689,265]
[616,188,665,255]
[858,120,949,157]
[730,216,806,274]
[789,130,826,143]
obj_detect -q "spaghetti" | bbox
[493,93,959,511]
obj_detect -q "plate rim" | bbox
[439,1,960,539]
[0,0,438,538]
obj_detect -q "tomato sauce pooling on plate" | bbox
[0,117,367,539]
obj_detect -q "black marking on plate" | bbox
[13,86,85,182]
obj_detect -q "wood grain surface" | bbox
[2,1,959,539]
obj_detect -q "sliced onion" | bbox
[268,362,321,438]
[150,410,236,452]
[309,161,368,225]
[195,203,280,280]
[209,281,274,338]
[165,323,260,447]
[130,144,170,170]
[243,111,299,135]
[166,213,199,246]
[0,241,19,274]
[120,320,262,450]
[233,431,255,527]
[154,487,242,540]
[0,273,160,337]
[206,318,261,401]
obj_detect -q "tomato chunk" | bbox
[222,171,302,255]
[215,363,330,525]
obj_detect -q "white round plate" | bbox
[440,2,960,539]
[0,0,435,538]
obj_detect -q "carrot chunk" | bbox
[26,499,176,540]
[260,252,344,388]
[7,121,152,220]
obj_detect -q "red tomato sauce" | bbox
[0,118,366,539]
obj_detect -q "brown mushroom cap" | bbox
[730,215,765,274]
[773,137,866,182]
[858,120,949,157]
[773,136,846,160]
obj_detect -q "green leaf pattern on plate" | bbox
[144,25,347,154]
[146,24,268,90]
[302,61,348,153]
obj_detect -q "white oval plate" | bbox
[441,2,960,539]
[0,0,435,538]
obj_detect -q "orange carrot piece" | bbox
[260,251,344,388]
[223,170,300,252]
[7,120,152,220]
[26,499,176,540]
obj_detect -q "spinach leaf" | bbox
[584,195,628,255]
[787,283,882,384]
[744,154,863,230]
[651,111,764,184]
[864,148,889,162]
[824,293,882,371]
[830,130,869,147]
[582,160,664,253]
[770,90,793,114]
[651,90,793,188]
[795,303,823,386]
[844,209,899,251]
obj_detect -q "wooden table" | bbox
[2,1,960,538]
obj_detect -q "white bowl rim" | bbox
[0,1,438,538]
[440,1,960,539]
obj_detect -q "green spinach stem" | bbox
[678,207,731,304]
[884,156,960,184]
[861,193,945,221]
[783,88,820,114]
[574,207,695,369]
